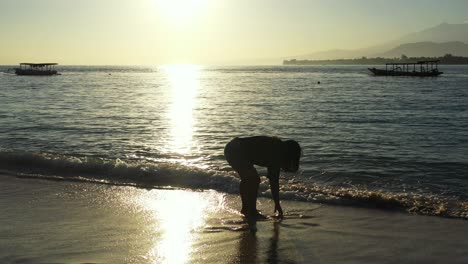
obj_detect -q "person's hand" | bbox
[274,204,283,219]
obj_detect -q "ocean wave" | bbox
[272,180,467,220]
[0,151,466,220]
[0,151,240,193]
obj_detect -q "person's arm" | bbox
[267,167,283,218]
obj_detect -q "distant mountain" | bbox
[291,23,468,60]
[378,41,468,58]
[291,47,372,60]
[395,23,468,45]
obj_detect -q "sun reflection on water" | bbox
[139,190,221,263]
[161,64,201,156]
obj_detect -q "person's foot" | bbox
[241,208,248,216]
[245,214,257,230]
[241,209,267,220]
[254,211,268,220]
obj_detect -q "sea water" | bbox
[0,65,467,218]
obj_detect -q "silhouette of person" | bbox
[224,136,302,225]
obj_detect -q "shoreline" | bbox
[1,176,467,263]
[5,168,468,221]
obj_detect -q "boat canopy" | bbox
[15,63,59,75]
[369,59,442,77]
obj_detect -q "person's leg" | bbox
[225,138,248,214]
[239,177,248,216]
[224,138,262,221]
[243,167,260,220]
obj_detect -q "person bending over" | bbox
[224,136,302,223]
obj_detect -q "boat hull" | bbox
[15,69,58,76]
[368,68,443,77]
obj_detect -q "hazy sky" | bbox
[1,0,467,65]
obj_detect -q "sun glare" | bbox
[162,64,201,155]
[155,0,207,24]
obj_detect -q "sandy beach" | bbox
[1,175,467,264]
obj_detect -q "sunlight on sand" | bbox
[138,190,221,263]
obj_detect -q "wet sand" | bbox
[1,175,467,263]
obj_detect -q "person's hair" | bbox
[282,140,302,172]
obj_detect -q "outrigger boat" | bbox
[368,60,443,77]
[15,63,59,76]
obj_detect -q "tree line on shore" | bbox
[283,54,468,65]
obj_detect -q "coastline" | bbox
[283,55,468,65]
[1,175,467,263]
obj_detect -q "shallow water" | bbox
[0,65,467,218]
